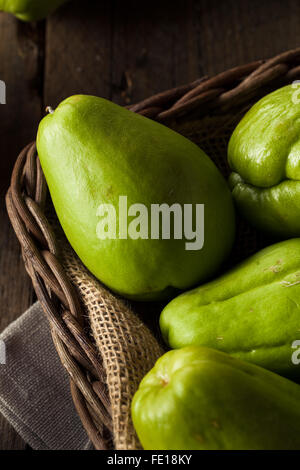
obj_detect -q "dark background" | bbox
[0,0,299,449]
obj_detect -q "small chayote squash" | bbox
[0,0,69,21]
[228,84,300,237]
[160,238,300,379]
[132,346,300,450]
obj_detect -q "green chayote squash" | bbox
[228,84,300,237]
[37,95,235,301]
[0,0,69,21]
[132,346,300,450]
[160,238,300,379]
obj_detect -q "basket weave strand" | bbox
[6,47,300,450]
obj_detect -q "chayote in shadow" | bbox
[0,0,69,21]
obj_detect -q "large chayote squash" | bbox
[160,238,300,379]
[228,84,300,237]
[37,95,235,301]
[132,346,300,450]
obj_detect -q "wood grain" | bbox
[196,0,300,75]
[44,0,112,107]
[111,0,200,106]
[44,0,200,107]
[0,14,44,195]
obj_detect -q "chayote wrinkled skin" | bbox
[0,0,69,21]
[228,84,300,237]
[37,95,235,301]
[160,238,300,379]
[132,346,300,450]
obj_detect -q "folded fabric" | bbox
[0,302,92,450]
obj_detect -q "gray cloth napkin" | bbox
[0,302,93,450]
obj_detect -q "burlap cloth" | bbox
[59,241,164,450]
[48,112,268,450]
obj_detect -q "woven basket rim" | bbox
[6,46,300,450]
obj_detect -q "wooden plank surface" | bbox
[1,0,300,450]
[0,12,44,451]
[197,0,300,75]
[0,15,44,193]
[44,0,112,106]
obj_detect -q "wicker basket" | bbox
[6,47,300,450]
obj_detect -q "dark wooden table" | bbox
[0,0,299,450]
